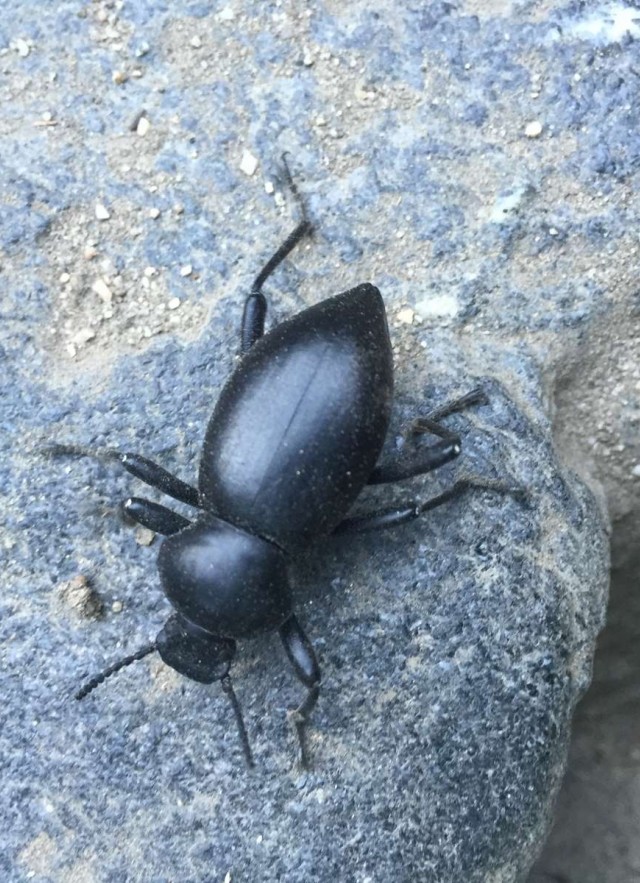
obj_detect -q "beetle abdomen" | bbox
[199,284,393,551]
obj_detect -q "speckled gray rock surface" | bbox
[3,1,637,881]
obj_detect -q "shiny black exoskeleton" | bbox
[47,164,499,768]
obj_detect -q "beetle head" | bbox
[155,614,253,764]
[155,613,236,683]
[75,614,254,766]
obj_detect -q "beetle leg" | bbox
[41,444,200,508]
[369,387,488,485]
[368,438,461,484]
[241,219,312,353]
[334,477,527,535]
[123,497,192,535]
[413,386,488,428]
[279,614,321,769]
[241,156,312,353]
[220,675,254,768]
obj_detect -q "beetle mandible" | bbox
[47,161,507,768]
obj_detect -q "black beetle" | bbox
[46,163,511,768]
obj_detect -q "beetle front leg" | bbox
[279,614,321,769]
[41,444,200,508]
[369,387,488,485]
[334,476,527,535]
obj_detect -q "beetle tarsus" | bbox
[241,218,312,352]
[418,386,488,426]
[241,156,312,353]
[41,444,200,508]
[409,386,487,438]
[279,615,321,766]
[280,151,309,224]
[370,387,488,485]
[221,675,254,768]
[288,683,320,769]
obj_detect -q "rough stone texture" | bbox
[2,1,637,881]
[529,554,640,883]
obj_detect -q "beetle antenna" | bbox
[75,643,157,700]
[221,675,254,767]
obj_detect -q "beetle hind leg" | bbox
[334,476,527,536]
[241,155,312,353]
[287,684,320,770]
[279,614,321,769]
[412,386,488,429]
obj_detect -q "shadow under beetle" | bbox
[46,162,512,768]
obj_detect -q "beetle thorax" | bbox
[157,516,292,639]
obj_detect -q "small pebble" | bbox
[180,265,193,277]
[73,328,96,345]
[112,70,128,85]
[397,308,415,325]
[14,38,30,57]
[135,527,155,546]
[415,293,460,320]
[128,109,147,132]
[525,120,543,138]
[354,80,377,102]
[149,207,161,219]
[218,6,235,21]
[95,203,111,221]
[240,149,259,176]
[59,272,71,284]
[92,278,113,303]
[136,115,151,136]
[190,35,202,48]
[112,600,123,613]
[632,464,640,478]
[57,574,103,620]
[167,297,181,310]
